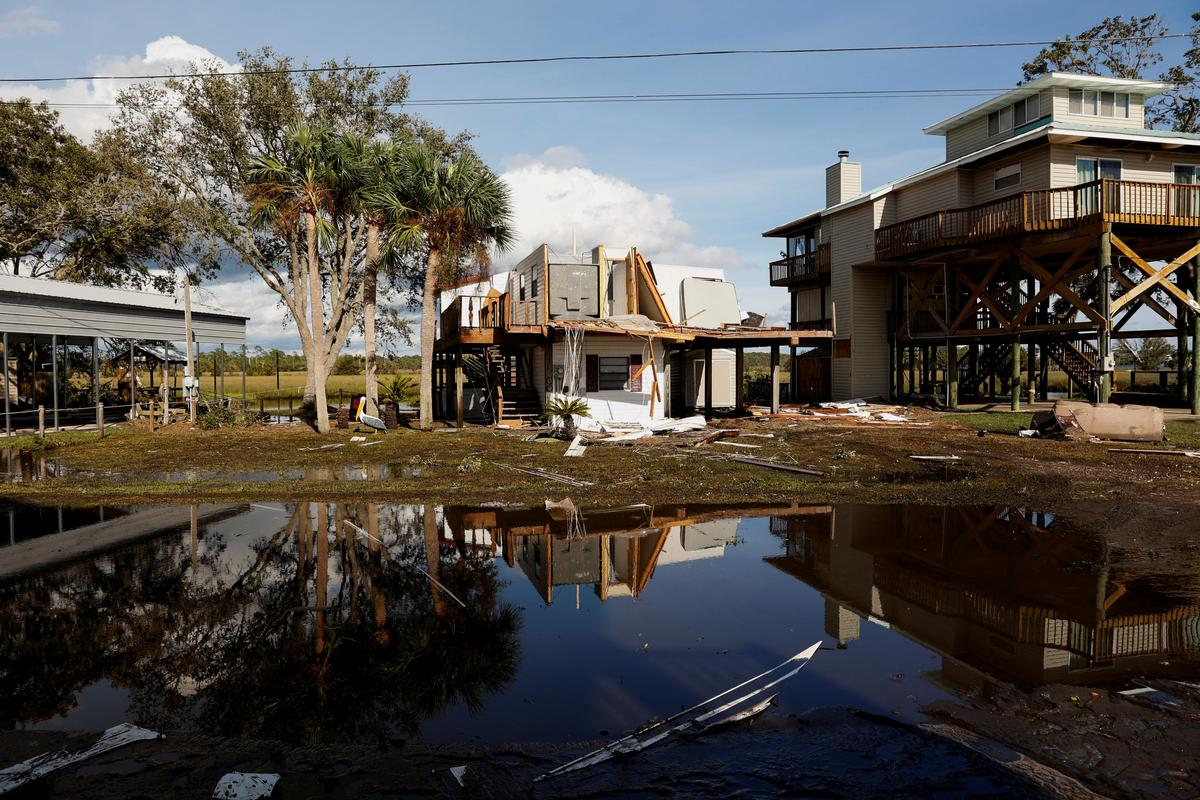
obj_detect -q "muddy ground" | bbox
[0,708,1055,799]
[927,681,1200,800]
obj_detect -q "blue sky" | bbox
[0,0,1195,350]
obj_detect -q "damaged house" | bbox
[434,244,830,426]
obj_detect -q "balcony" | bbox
[875,179,1200,261]
[439,294,505,340]
[769,243,831,287]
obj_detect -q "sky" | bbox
[0,0,1195,352]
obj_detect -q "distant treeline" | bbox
[195,347,420,376]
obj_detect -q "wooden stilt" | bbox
[770,344,781,414]
[1098,226,1113,404]
[735,347,745,412]
[703,347,714,419]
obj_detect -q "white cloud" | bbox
[499,147,745,271]
[0,6,59,38]
[194,276,295,347]
[0,35,236,142]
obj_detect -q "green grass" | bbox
[1166,420,1200,450]
[934,410,1032,434]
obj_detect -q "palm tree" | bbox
[382,145,513,430]
[245,123,344,433]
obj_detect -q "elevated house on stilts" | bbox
[434,244,830,426]
[764,72,1200,412]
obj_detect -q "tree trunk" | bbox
[364,222,380,416]
[418,248,442,430]
[306,211,330,433]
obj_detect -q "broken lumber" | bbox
[1108,448,1200,458]
[722,455,825,476]
[494,462,593,487]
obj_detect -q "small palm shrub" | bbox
[542,396,591,437]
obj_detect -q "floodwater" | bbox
[3,498,1198,756]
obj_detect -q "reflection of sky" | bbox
[17,506,954,743]
[422,515,950,745]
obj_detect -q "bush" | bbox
[197,405,262,430]
[332,354,364,375]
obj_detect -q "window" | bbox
[988,95,1041,137]
[518,273,527,301]
[530,275,538,298]
[994,163,1022,191]
[1068,88,1131,118]
[1174,165,1200,184]
[598,356,629,390]
[1076,158,1122,182]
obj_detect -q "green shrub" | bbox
[197,405,262,430]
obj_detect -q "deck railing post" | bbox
[1098,226,1113,403]
[2,332,9,437]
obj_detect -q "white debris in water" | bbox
[0,723,162,793]
[212,772,280,799]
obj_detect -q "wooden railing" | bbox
[876,179,1200,260]
[440,294,505,339]
[769,242,831,286]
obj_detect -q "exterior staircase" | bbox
[496,387,542,426]
[1044,339,1098,399]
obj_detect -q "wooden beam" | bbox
[1015,249,1106,326]
[1112,270,1176,327]
[1110,234,1200,315]
[949,252,1007,333]
[770,344,781,414]
[1009,241,1089,327]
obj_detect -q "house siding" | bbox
[547,336,668,424]
[825,202,876,399]
[1050,143,1200,187]
[896,170,962,220]
[944,89,1053,160]
[507,245,547,325]
[1050,86,1145,129]
[0,298,244,344]
[971,144,1053,204]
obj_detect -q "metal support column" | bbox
[1098,226,1113,404]
[51,334,59,431]
[129,340,136,418]
[2,332,9,437]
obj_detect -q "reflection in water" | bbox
[1,499,1198,748]
[0,500,520,745]
[766,506,1200,688]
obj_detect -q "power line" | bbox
[0,34,1189,84]
[0,87,1016,111]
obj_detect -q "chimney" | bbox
[826,149,862,208]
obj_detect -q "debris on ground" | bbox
[1034,400,1165,442]
[537,641,821,782]
[212,772,280,799]
[721,455,824,476]
[297,443,344,452]
[0,723,162,793]
[563,435,587,457]
[448,766,468,788]
[1108,447,1200,458]
[909,455,962,462]
[494,462,592,487]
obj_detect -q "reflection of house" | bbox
[434,244,831,426]
[443,503,801,605]
[765,505,1200,687]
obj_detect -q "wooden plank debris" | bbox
[494,462,593,487]
[1108,448,1200,458]
[723,455,825,476]
[909,455,962,462]
[714,441,762,449]
[563,435,587,457]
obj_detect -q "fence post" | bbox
[149,400,156,432]
[37,405,45,437]
[97,403,105,438]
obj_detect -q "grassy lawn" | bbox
[142,371,420,403]
[1,414,1196,542]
